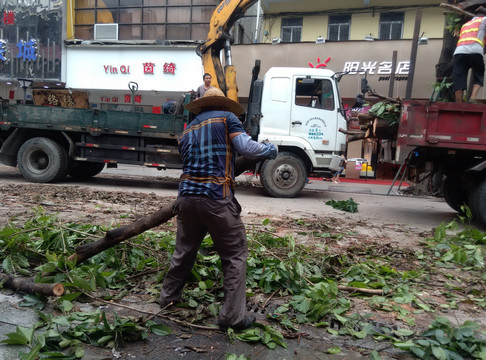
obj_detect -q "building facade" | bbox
[0,0,455,109]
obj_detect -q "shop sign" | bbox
[99,95,143,103]
[103,61,176,76]
[343,61,410,75]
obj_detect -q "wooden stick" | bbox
[0,274,64,296]
[337,285,385,295]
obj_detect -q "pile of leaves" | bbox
[1,208,486,359]
[325,198,359,213]
[368,100,401,127]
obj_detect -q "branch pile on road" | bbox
[0,187,485,359]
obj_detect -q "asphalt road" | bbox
[0,163,475,360]
[0,163,460,232]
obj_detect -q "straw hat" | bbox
[185,88,244,116]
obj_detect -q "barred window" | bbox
[379,12,404,40]
[281,17,302,43]
[328,14,350,41]
[74,0,219,41]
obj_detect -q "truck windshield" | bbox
[295,78,334,111]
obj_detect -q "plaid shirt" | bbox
[178,110,245,199]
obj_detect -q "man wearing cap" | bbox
[160,88,277,331]
[453,13,486,103]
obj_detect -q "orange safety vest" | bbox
[457,17,486,47]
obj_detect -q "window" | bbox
[328,14,350,41]
[379,12,404,40]
[74,0,219,41]
[281,17,302,43]
[295,78,334,111]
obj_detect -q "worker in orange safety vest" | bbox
[453,14,486,103]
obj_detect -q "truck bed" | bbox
[1,103,187,139]
[398,100,486,152]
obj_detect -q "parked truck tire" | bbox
[68,161,105,179]
[442,175,468,213]
[260,152,306,198]
[468,179,486,226]
[17,137,69,183]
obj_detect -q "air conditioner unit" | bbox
[94,23,118,41]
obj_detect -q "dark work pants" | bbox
[160,195,248,326]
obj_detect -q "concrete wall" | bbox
[260,0,444,43]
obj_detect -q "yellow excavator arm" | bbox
[197,0,259,102]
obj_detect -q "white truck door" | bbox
[290,76,338,152]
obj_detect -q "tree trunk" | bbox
[0,274,64,296]
[373,118,396,139]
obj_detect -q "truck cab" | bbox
[246,66,347,197]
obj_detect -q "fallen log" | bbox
[0,274,64,296]
[68,201,177,264]
[68,156,262,265]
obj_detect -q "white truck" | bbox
[244,61,347,197]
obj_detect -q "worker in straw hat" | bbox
[160,87,277,331]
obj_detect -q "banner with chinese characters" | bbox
[66,46,203,92]
[0,1,62,81]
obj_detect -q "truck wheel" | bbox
[68,161,105,179]
[468,180,486,226]
[260,152,306,198]
[17,137,68,183]
[443,175,468,213]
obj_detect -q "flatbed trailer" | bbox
[0,95,191,183]
[395,100,486,225]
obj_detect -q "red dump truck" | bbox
[394,100,486,226]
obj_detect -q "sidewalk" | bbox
[237,172,408,196]
[308,176,408,196]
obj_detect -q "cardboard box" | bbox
[345,161,361,179]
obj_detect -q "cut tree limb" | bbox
[0,274,64,296]
[339,127,373,142]
[68,156,261,265]
[338,127,366,136]
[337,285,385,295]
[69,201,177,264]
[440,3,475,17]
[373,118,397,139]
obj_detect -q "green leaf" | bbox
[75,347,85,358]
[431,346,447,360]
[1,326,33,345]
[19,341,42,360]
[394,328,415,337]
[70,275,94,291]
[327,346,341,354]
[148,323,172,336]
[2,256,14,273]
[369,350,381,360]
[57,300,74,313]
[393,340,415,350]
[97,335,114,345]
